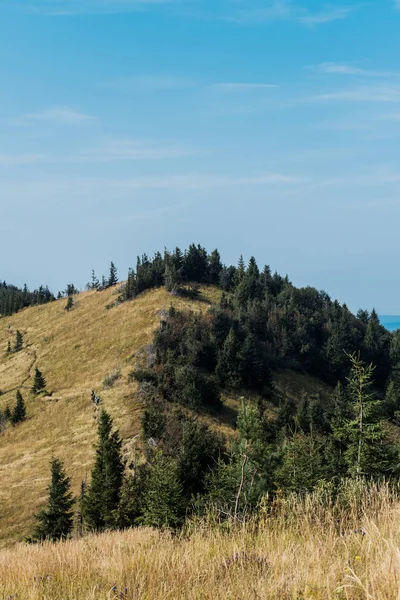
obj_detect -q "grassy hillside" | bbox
[0,285,224,546]
[0,284,332,547]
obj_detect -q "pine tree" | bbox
[3,405,11,421]
[124,268,137,300]
[235,255,246,284]
[65,283,77,296]
[332,353,389,478]
[114,472,145,529]
[13,330,23,353]
[208,249,222,284]
[384,380,400,421]
[83,410,124,531]
[142,451,183,529]
[216,327,242,388]
[11,390,26,424]
[64,296,74,311]
[31,457,75,542]
[164,257,179,293]
[31,367,47,395]
[108,262,118,287]
[6,340,11,354]
[91,270,99,290]
[364,309,381,353]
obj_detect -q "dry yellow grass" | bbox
[0,285,221,546]
[1,485,400,599]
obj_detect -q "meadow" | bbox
[0,483,399,600]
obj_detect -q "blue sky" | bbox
[1,0,400,312]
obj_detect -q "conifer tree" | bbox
[208,249,222,284]
[13,330,23,353]
[384,380,400,421]
[31,457,74,542]
[108,262,118,287]
[65,283,78,296]
[6,340,11,354]
[64,296,74,311]
[142,451,183,529]
[164,258,179,293]
[83,410,124,531]
[124,267,137,300]
[11,390,26,424]
[3,405,11,421]
[332,354,389,478]
[235,255,246,284]
[31,367,47,395]
[91,270,100,290]
[216,327,241,388]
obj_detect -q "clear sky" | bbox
[1,0,400,312]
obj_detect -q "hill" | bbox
[0,282,333,546]
[0,284,221,545]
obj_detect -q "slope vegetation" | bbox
[0,285,222,546]
[0,284,331,546]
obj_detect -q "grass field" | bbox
[0,484,399,599]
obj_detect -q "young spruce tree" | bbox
[108,262,118,287]
[14,330,23,353]
[31,457,75,542]
[332,353,391,478]
[142,451,183,529]
[31,367,47,395]
[11,390,26,424]
[64,296,74,311]
[83,410,124,531]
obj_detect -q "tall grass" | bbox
[1,482,400,599]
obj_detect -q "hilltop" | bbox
[0,242,398,550]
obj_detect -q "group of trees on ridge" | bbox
[3,243,400,541]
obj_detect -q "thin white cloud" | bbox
[0,153,49,166]
[226,1,356,26]
[17,0,180,16]
[23,107,97,125]
[104,75,197,92]
[298,7,352,26]
[214,83,278,91]
[307,85,400,103]
[380,112,400,121]
[0,172,307,208]
[109,171,307,190]
[309,62,394,77]
[16,0,359,25]
[79,139,193,162]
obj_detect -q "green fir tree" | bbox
[108,262,118,287]
[83,410,124,531]
[13,330,23,353]
[142,451,183,529]
[31,367,47,395]
[31,457,75,542]
[11,390,26,424]
[64,296,74,311]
